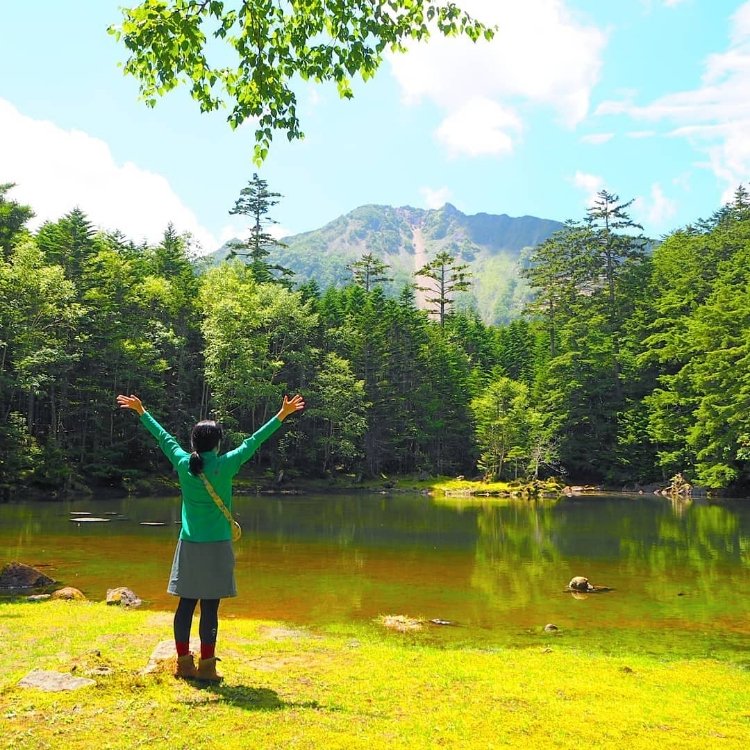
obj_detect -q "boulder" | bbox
[0,562,55,590]
[544,623,559,632]
[50,587,87,601]
[568,576,591,592]
[106,587,142,608]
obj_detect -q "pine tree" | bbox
[347,252,391,291]
[228,173,293,284]
[415,251,471,327]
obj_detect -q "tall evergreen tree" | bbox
[228,173,293,284]
[415,250,471,327]
[347,252,391,291]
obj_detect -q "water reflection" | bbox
[1,493,749,643]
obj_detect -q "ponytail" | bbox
[189,420,223,476]
[189,451,204,476]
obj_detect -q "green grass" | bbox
[1,601,749,749]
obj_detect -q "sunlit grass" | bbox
[1,601,749,749]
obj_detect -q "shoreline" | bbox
[5,473,743,502]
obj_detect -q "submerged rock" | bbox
[0,562,55,590]
[565,576,612,594]
[569,576,591,591]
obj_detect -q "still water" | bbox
[2,492,749,653]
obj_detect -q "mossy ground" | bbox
[1,601,749,749]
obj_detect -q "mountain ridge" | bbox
[214,203,564,324]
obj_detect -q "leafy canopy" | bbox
[109,1,495,163]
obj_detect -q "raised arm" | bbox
[117,394,188,469]
[224,394,305,474]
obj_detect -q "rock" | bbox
[69,517,110,523]
[544,623,559,632]
[50,587,87,601]
[142,638,200,675]
[18,670,95,692]
[0,562,55,590]
[26,594,51,602]
[106,587,142,608]
[378,614,423,632]
[568,576,591,592]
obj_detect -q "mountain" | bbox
[214,203,564,325]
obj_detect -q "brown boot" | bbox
[175,653,199,679]
[196,656,223,682]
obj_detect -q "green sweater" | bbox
[140,411,282,542]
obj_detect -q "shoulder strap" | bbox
[199,473,234,526]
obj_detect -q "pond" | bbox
[2,492,750,657]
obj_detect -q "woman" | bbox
[117,392,305,681]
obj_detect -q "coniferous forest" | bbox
[2,178,750,498]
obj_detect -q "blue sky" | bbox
[1,1,749,253]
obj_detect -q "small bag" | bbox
[199,473,242,542]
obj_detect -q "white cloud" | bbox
[420,186,453,210]
[634,183,678,228]
[0,98,218,252]
[581,132,614,145]
[572,170,605,206]
[596,2,750,197]
[388,0,606,156]
[435,98,522,157]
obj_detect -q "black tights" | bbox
[173,598,220,645]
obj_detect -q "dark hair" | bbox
[189,420,223,475]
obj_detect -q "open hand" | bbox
[117,394,145,416]
[278,394,305,420]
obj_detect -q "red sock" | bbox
[175,641,190,657]
[201,642,216,660]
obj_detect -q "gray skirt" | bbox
[167,539,237,599]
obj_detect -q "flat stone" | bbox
[26,594,51,602]
[142,638,200,675]
[259,626,311,641]
[69,517,110,523]
[140,522,166,527]
[19,670,95,692]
